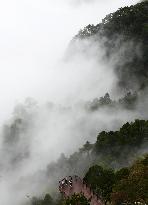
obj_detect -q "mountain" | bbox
[30,120,148,205]
[75,1,148,91]
[28,1,148,204]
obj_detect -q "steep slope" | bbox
[75,1,148,91]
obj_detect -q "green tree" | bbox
[31,194,53,205]
[112,158,148,205]
[115,167,129,182]
[84,165,115,204]
[63,193,90,205]
[76,1,148,91]
[79,141,93,156]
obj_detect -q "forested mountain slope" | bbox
[31,121,148,205]
[28,2,148,205]
[75,1,148,91]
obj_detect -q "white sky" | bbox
[0,0,139,123]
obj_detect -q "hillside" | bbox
[28,2,148,205]
[75,1,148,91]
[30,120,148,205]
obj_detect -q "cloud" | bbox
[0,0,139,124]
[66,0,139,7]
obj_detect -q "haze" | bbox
[0,0,139,123]
[0,1,143,205]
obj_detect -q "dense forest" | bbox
[16,1,148,205]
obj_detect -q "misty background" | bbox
[0,0,139,123]
[0,0,144,205]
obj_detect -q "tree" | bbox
[84,165,115,204]
[94,120,148,166]
[31,194,53,205]
[43,194,53,205]
[63,193,90,205]
[76,1,148,91]
[111,158,148,205]
[79,141,93,156]
[115,168,129,182]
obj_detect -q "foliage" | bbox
[63,193,90,205]
[83,155,148,205]
[31,155,148,205]
[85,92,138,111]
[94,119,148,164]
[111,155,148,205]
[75,1,148,91]
[77,1,148,41]
[31,194,53,205]
[83,165,115,204]
[85,93,112,111]
[79,141,93,156]
[118,92,138,109]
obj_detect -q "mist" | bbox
[0,0,139,123]
[0,0,143,205]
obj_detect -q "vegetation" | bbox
[84,165,115,204]
[85,92,138,111]
[31,194,53,205]
[84,154,148,205]
[94,119,148,162]
[63,194,90,205]
[29,1,148,205]
[30,155,148,205]
[75,1,148,91]
[46,119,148,180]
[33,119,147,205]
